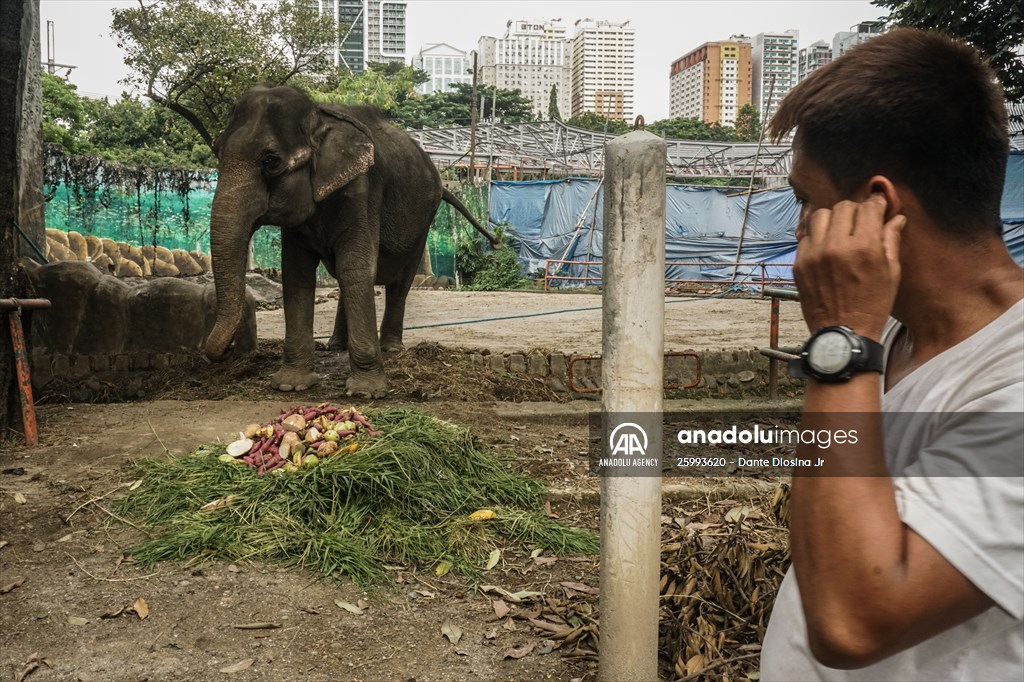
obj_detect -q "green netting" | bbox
[43,178,487,277]
[427,183,490,279]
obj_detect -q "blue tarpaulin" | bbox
[489,150,1024,286]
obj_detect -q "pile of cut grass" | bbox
[115,408,598,585]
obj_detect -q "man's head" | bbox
[770,29,1009,240]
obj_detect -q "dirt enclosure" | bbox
[1,290,802,682]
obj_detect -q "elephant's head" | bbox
[203,86,375,362]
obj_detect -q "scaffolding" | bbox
[409,120,794,179]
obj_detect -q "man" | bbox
[760,29,1023,680]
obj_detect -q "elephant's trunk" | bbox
[203,169,267,362]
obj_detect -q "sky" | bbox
[39,0,884,121]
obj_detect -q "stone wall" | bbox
[464,347,803,399]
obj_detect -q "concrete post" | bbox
[599,130,666,681]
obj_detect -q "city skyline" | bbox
[39,0,882,122]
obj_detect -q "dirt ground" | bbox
[1,291,796,682]
[257,288,808,354]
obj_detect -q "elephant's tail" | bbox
[442,188,503,249]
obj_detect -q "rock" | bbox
[737,370,756,383]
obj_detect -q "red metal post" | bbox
[769,296,780,400]
[7,308,38,447]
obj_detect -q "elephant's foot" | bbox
[345,368,388,399]
[270,366,320,392]
[326,334,347,351]
[379,337,405,353]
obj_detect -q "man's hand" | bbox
[794,194,906,340]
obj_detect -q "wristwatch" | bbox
[788,326,885,383]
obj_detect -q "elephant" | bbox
[202,85,500,397]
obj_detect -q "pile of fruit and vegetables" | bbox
[222,404,381,473]
[115,407,598,584]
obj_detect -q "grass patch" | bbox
[115,407,598,585]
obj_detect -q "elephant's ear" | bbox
[311,107,376,202]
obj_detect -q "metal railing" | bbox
[543,259,795,294]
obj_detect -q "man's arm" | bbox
[789,196,994,669]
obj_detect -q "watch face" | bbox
[808,330,853,375]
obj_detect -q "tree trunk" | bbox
[0,0,42,442]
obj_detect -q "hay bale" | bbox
[101,238,121,264]
[173,249,204,276]
[45,228,69,248]
[46,237,73,262]
[190,250,212,273]
[152,259,180,277]
[67,231,89,260]
[91,253,115,275]
[118,241,132,261]
[116,259,143,277]
[141,245,157,263]
[155,245,175,263]
[85,235,103,259]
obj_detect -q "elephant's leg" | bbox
[271,230,321,392]
[339,269,387,398]
[379,261,418,353]
[327,286,347,351]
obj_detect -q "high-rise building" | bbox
[752,30,799,123]
[832,21,884,59]
[478,20,572,120]
[570,19,635,121]
[669,36,752,126]
[798,40,832,81]
[318,0,407,74]
[412,44,473,95]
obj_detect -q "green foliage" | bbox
[42,73,88,153]
[734,103,762,142]
[392,83,535,129]
[312,62,429,112]
[548,84,562,121]
[647,116,741,142]
[456,229,528,291]
[565,111,631,135]
[115,408,598,584]
[873,0,1024,111]
[111,0,340,145]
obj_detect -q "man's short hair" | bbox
[769,28,1009,239]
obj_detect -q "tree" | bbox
[391,83,534,129]
[564,111,631,135]
[85,96,215,168]
[734,103,761,142]
[111,0,340,146]
[548,84,562,121]
[42,73,89,153]
[873,0,1023,123]
[647,116,739,142]
[314,62,429,112]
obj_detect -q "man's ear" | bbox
[311,107,375,202]
[866,175,902,222]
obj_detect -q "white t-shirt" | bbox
[761,300,1024,681]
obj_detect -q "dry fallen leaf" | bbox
[356,597,369,610]
[13,493,26,504]
[560,581,599,595]
[503,642,536,660]
[13,661,38,682]
[492,599,510,619]
[133,597,149,620]
[219,658,254,674]
[1,578,25,594]
[334,599,364,615]
[0,540,8,551]
[485,549,501,570]
[434,560,453,577]
[99,606,125,619]
[441,620,463,645]
[532,556,557,566]
[300,606,320,615]
[67,616,89,626]
[484,627,498,640]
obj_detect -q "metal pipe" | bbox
[7,308,38,446]
[769,296,780,399]
[0,298,51,311]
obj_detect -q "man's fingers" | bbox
[850,194,888,241]
[882,214,907,268]
[806,208,833,244]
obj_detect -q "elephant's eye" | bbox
[262,154,283,174]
